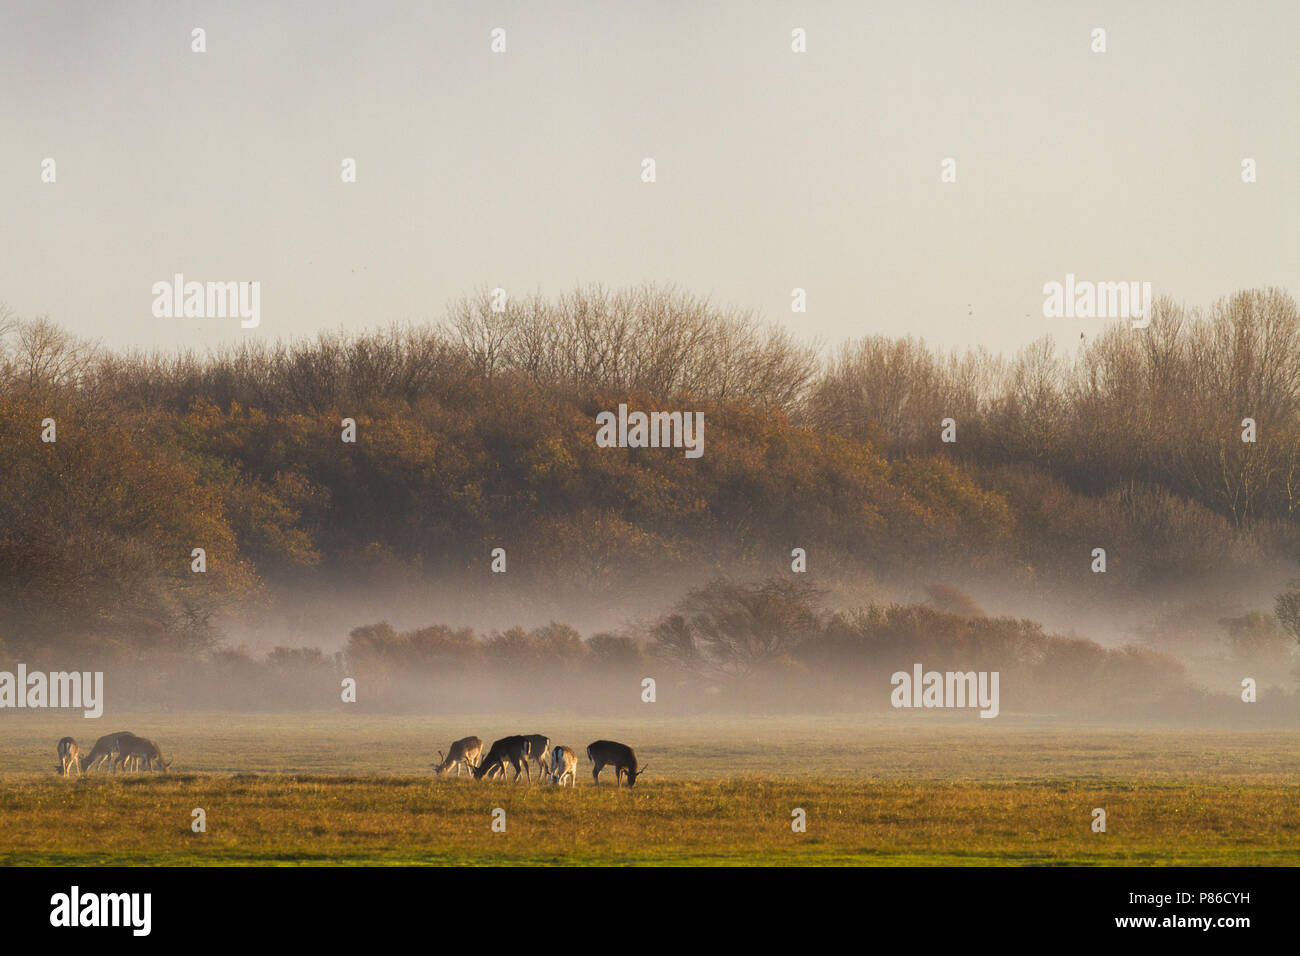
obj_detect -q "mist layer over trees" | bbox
[1,287,1297,714]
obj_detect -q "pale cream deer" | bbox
[549,745,577,787]
[56,737,81,777]
[434,735,483,777]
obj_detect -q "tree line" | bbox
[0,287,1296,660]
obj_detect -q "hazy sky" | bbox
[1,0,1296,359]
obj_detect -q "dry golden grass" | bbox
[2,713,1297,864]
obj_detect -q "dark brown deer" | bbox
[473,735,532,782]
[587,740,647,787]
[82,731,137,773]
[433,736,483,777]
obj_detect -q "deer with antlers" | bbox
[112,734,173,773]
[433,736,483,777]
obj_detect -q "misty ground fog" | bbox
[2,287,1299,722]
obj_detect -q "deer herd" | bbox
[55,731,172,776]
[435,734,646,787]
[54,730,644,787]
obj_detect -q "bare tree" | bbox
[652,578,825,679]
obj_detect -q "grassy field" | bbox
[1,713,1297,865]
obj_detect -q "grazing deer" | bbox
[56,737,82,777]
[82,731,137,773]
[434,736,483,777]
[549,746,577,787]
[587,740,647,788]
[113,735,172,773]
[473,735,532,782]
[523,734,551,780]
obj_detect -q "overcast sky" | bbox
[1,0,1296,359]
